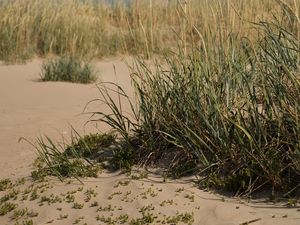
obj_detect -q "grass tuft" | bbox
[0,202,17,216]
[0,178,12,191]
[86,8,300,196]
[40,56,97,83]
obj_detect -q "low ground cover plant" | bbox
[40,56,97,83]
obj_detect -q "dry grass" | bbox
[0,0,298,62]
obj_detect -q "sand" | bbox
[0,58,299,225]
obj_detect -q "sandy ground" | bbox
[0,58,132,178]
[0,58,299,225]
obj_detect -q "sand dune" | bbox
[0,59,299,225]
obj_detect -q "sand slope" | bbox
[0,59,299,225]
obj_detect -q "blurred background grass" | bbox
[0,0,298,62]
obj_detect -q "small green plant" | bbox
[140,188,158,199]
[30,188,39,201]
[25,132,113,181]
[0,202,17,216]
[97,204,114,212]
[110,147,135,171]
[287,199,298,208]
[0,178,12,191]
[65,194,75,203]
[73,216,84,224]
[160,199,174,206]
[113,180,130,188]
[22,186,33,196]
[40,56,97,84]
[57,214,68,220]
[15,178,26,186]
[73,202,84,209]
[73,218,81,224]
[175,187,185,193]
[31,170,47,182]
[139,204,155,213]
[40,194,62,205]
[73,219,80,224]
[16,219,34,225]
[130,172,148,180]
[11,208,28,220]
[130,211,157,225]
[107,191,122,200]
[90,201,98,207]
[166,212,194,225]
[117,214,129,224]
[96,215,115,223]
[1,189,20,204]
[84,188,97,202]
[67,190,77,195]
[121,190,132,202]
[184,194,195,203]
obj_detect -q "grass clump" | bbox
[166,212,194,225]
[72,202,84,209]
[0,178,12,191]
[15,219,34,225]
[24,131,117,181]
[85,2,300,197]
[57,214,68,220]
[1,189,20,204]
[0,202,17,216]
[11,208,28,220]
[64,133,115,158]
[40,56,97,84]
[134,24,300,195]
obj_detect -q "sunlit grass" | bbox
[0,0,298,62]
[87,2,300,196]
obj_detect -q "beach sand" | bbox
[0,58,299,225]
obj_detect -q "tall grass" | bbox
[89,1,300,196]
[0,0,297,62]
[27,0,300,196]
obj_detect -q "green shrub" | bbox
[40,56,97,83]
